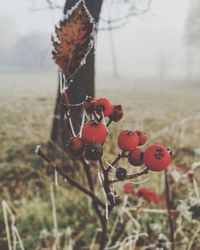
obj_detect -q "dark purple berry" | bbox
[109,105,123,122]
[84,142,103,160]
[67,137,85,156]
[115,167,127,181]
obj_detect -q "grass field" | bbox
[0,71,200,249]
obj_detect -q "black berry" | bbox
[115,167,127,181]
[67,137,85,156]
[84,142,103,160]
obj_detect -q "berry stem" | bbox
[111,151,127,166]
[92,111,102,122]
[60,84,76,137]
[99,159,111,194]
[99,159,114,211]
[109,167,149,185]
[61,87,70,108]
[64,109,76,136]
[106,119,112,127]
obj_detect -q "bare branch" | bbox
[98,0,152,31]
[109,167,149,184]
[110,152,128,166]
[36,145,106,209]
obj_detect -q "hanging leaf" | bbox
[52,0,95,78]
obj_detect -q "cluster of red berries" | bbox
[83,96,123,122]
[117,129,172,175]
[67,97,123,160]
[137,187,160,204]
[123,183,160,204]
[67,96,172,174]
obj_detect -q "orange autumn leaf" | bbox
[52,0,95,78]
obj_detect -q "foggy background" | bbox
[1,2,200,249]
[0,0,199,81]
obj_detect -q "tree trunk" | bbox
[50,0,103,148]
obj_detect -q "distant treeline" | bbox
[0,31,54,71]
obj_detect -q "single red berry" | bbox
[123,183,133,195]
[67,137,85,155]
[128,148,144,166]
[118,130,139,151]
[135,130,147,146]
[109,105,123,122]
[94,98,113,117]
[144,144,172,171]
[81,121,108,144]
[83,96,96,113]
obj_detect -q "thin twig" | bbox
[92,111,102,122]
[106,119,112,127]
[99,159,112,196]
[110,167,148,184]
[111,153,122,166]
[110,152,128,166]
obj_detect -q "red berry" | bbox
[94,98,113,117]
[128,148,144,166]
[135,131,147,146]
[118,130,139,151]
[67,137,85,155]
[83,96,96,113]
[109,105,123,122]
[144,144,172,171]
[137,188,160,204]
[81,121,108,144]
[123,183,133,195]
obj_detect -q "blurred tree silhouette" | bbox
[185,0,200,81]
[186,0,200,49]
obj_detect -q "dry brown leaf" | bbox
[52,0,95,78]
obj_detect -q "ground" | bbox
[0,71,200,249]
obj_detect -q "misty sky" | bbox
[0,0,190,78]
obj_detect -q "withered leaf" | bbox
[52,0,95,78]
